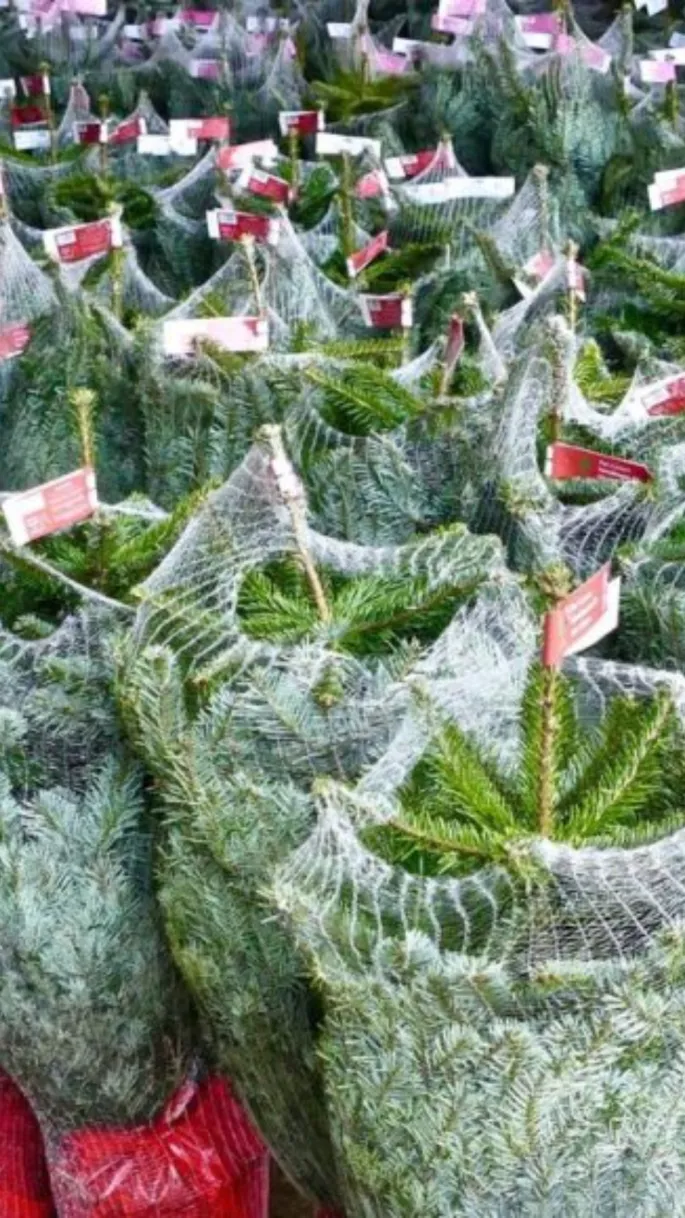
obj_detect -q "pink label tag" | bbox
[355,169,390,199]
[516,12,562,47]
[431,11,473,34]
[567,257,586,301]
[170,117,229,145]
[0,322,30,362]
[439,0,484,16]
[12,103,45,126]
[278,110,324,136]
[543,564,618,667]
[372,49,410,75]
[75,121,103,145]
[3,468,98,545]
[444,314,464,371]
[207,208,279,245]
[347,230,390,278]
[217,139,278,170]
[109,116,146,145]
[163,316,269,357]
[640,373,685,416]
[384,147,451,180]
[359,294,412,329]
[44,217,121,263]
[640,58,676,83]
[179,8,214,26]
[189,59,221,80]
[238,168,292,205]
[546,442,651,483]
[19,73,47,96]
[62,0,107,14]
[514,249,556,297]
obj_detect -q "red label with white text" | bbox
[359,294,412,329]
[347,230,389,278]
[542,564,619,667]
[44,217,122,264]
[2,468,97,545]
[278,110,324,136]
[217,140,278,170]
[0,322,30,361]
[546,443,651,483]
[207,209,280,245]
[19,73,48,97]
[639,374,685,417]
[238,168,292,204]
[11,103,45,126]
[109,116,146,145]
[170,116,229,144]
[75,121,104,145]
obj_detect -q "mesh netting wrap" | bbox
[0,1071,53,1218]
[0,594,268,1214]
[133,426,506,680]
[270,755,685,1217]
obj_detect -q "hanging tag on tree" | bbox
[513,249,556,298]
[317,131,382,159]
[0,322,31,362]
[207,209,280,245]
[359,294,412,329]
[217,140,279,171]
[278,110,325,136]
[74,120,105,145]
[62,0,107,14]
[431,12,474,34]
[636,371,685,416]
[385,146,455,180]
[355,168,392,199]
[648,168,685,210]
[237,167,293,205]
[640,59,676,83]
[163,316,269,358]
[169,117,230,147]
[2,468,98,545]
[347,230,390,278]
[566,253,586,301]
[179,8,215,28]
[403,175,515,203]
[444,314,464,371]
[515,13,563,49]
[542,563,620,667]
[371,48,410,75]
[546,442,652,483]
[11,103,46,126]
[19,72,49,97]
[189,59,222,80]
[43,214,123,264]
[109,115,146,145]
[137,132,197,156]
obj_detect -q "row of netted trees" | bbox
[3,0,685,1215]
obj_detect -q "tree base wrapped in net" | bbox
[48,1076,269,1218]
[0,1072,54,1218]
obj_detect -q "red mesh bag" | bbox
[48,1076,269,1218]
[0,1071,55,1218]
